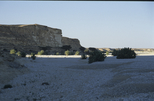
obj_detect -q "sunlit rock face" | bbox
[0,24,82,52]
[0,24,63,51]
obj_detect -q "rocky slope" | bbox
[0,24,82,53]
[0,51,29,84]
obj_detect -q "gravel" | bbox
[0,55,154,101]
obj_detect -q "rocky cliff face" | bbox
[0,24,82,52]
[62,37,81,51]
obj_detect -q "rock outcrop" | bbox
[0,24,82,53]
[62,37,81,51]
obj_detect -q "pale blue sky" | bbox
[0,1,153,48]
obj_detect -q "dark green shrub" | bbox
[81,54,87,59]
[21,52,26,57]
[117,47,136,59]
[112,49,119,56]
[31,53,36,60]
[3,84,12,89]
[88,50,106,63]
[10,49,16,54]
[37,50,44,55]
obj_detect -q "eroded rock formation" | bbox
[62,37,81,51]
[0,24,82,53]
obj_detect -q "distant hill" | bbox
[97,48,154,52]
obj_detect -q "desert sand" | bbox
[0,53,154,101]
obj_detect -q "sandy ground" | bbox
[0,53,154,101]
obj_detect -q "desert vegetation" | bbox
[64,50,70,55]
[81,54,87,59]
[31,53,36,60]
[10,49,16,54]
[37,50,45,55]
[75,51,80,55]
[56,52,59,55]
[112,49,119,56]
[10,49,26,57]
[16,51,21,56]
[16,51,26,57]
[88,50,106,63]
[116,47,136,59]
[106,51,109,55]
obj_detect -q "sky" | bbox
[0,1,153,48]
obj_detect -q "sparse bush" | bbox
[89,50,106,63]
[10,49,16,54]
[16,51,26,57]
[75,51,80,55]
[112,49,119,56]
[106,51,109,55]
[37,50,44,55]
[16,51,21,56]
[117,47,136,59]
[81,54,87,59]
[56,52,59,55]
[65,50,70,55]
[31,53,36,60]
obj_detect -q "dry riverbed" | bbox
[0,55,154,101]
